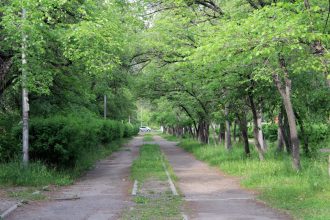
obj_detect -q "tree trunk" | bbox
[233,121,237,143]
[295,111,310,157]
[277,112,284,152]
[283,110,292,154]
[211,123,218,145]
[198,120,209,144]
[248,94,265,161]
[104,95,107,119]
[257,109,267,151]
[238,113,250,156]
[225,105,232,150]
[22,8,29,166]
[273,56,301,170]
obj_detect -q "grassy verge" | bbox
[161,134,181,142]
[178,138,330,220]
[143,134,154,142]
[122,144,183,220]
[0,139,127,187]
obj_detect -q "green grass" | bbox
[131,144,167,182]
[161,134,181,142]
[0,161,72,186]
[143,134,154,142]
[179,138,330,220]
[123,194,182,220]
[123,144,183,220]
[9,189,47,201]
[0,139,127,187]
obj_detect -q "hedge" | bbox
[0,115,139,167]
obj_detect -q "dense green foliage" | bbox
[0,0,141,171]
[0,114,138,166]
[135,0,330,170]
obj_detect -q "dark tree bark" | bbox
[233,120,237,143]
[283,112,293,154]
[237,113,250,156]
[295,111,310,157]
[217,123,224,144]
[277,111,284,152]
[197,120,209,144]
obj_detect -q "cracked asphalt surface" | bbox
[6,137,142,220]
[6,135,292,220]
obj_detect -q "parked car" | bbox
[140,126,151,132]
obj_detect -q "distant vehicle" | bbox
[140,126,151,132]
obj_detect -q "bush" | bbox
[263,123,278,142]
[0,113,21,162]
[1,115,138,168]
[304,123,329,144]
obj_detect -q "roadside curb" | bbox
[0,202,22,219]
[131,180,138,196]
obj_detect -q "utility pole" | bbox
[22,6,29,166]
[104,94,107,119]
[140,107,142,127]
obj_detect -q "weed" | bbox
[178,138,330,220]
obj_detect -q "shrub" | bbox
[304,123,329,144]
[263,123,278,142]
[1,115,138,168]
[0,113,21,162]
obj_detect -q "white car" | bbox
[140,126,151,132]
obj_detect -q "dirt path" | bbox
[154,136,291,220]
[6,137,142,220]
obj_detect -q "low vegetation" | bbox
[123,143,183,220]
[0,139,128,187]
[178,138,330,220]
[143,134,154,142]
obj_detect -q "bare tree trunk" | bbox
[198,120,209,144]
[211,123,218,145]
[104,95,107,119]
[233,120,237,143]
[22,8,29,166]
[257,109,267,151]
[277,112,284,152]
[225,105,232,150]
[304,0,311,9]
[295,111,309,157]
[238,113,250,157]
[248,94,265,161]
[273,56,301,171]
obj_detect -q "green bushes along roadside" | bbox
[0,114,139,186]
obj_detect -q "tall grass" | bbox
[0,139,125,186]
[179,139,330,220]
[0,161,72,186]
